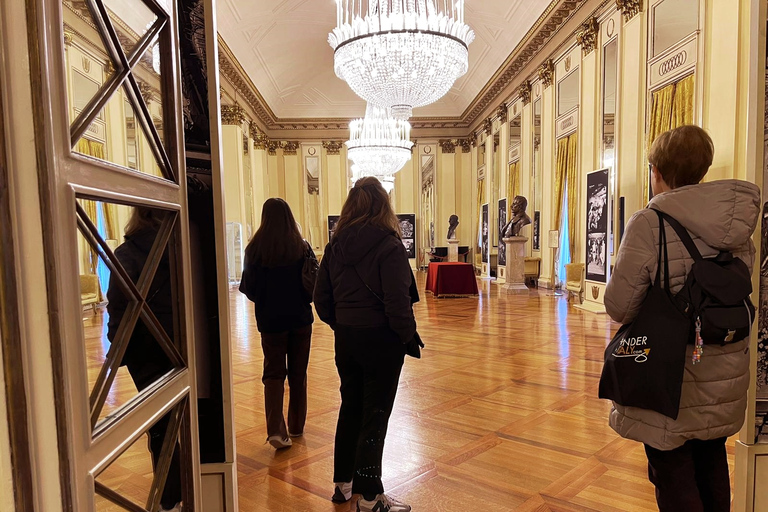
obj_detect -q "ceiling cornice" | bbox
[218,0,600,136]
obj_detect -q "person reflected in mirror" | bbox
[106,206,181,512]
[239,198,314,450]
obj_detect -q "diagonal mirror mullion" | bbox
[124,73,175,181]
[95,482,148,512]
[133,211,176,298]
[77,214,145,428]
[141,0,172,20]
[70,0,165,146]
[140,305,184,369]
[69,0,130,147]
[146,400,185,512]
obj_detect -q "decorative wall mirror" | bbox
[305,152,322,250]
[651,0,699,58]
[602,39,618,171]
[557,70,580,117]
[491,132,500,248]
[477,134,487,168]
[242,129,254,239]
[508,113,522,203]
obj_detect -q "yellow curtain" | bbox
[648,74,695,150]
[101,203,119,240]
[78,198,100,275]
[507,161,520,212]
[476,178,485,253]
[553,137,570,245]
[566,133,579,257]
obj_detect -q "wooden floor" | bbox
[84,273,738,511]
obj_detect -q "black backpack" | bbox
[656,210,755,345]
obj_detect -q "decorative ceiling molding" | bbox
[217,0,595,135]
[577,17,599,54]
[615,0,643,21]
[322,141,344,155]
[438,140,456,154]
[221,104,248,126]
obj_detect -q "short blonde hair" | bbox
[648,125,713,189]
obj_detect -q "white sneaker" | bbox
[357,494,411,512]
[332,480,353,503]
[267,435,292,449]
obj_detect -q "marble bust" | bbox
[502,196,532,238]
[447,215,459,240]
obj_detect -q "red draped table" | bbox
[425,262,479,298]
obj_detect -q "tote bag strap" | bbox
[653,209,672,291]
[655,210,703,262]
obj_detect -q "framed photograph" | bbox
[498,198,507,266]
[586,169,610,283]
[533,211,541,251]
[481,204,489,263]
[397,213,417,259]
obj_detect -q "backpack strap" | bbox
[652,209,672,291]
[651,209,703,261]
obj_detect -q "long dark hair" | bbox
[334,177,400,238]
[245,198,304,267]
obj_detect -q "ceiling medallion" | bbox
[329,0,475,120]
[346,104,414,183]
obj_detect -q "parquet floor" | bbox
[83,273,738,511]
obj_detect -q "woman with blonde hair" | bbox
[315,177,416,512]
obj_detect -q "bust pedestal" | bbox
[503,236,529,294]
[447,238,460,262]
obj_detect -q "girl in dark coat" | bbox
[314,177,416,512]
[239,198,314,449]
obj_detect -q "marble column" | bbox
[447,239,459,262]
[503,236,529,294]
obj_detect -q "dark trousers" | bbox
[333,325,405,497]
[126,358,181,510]
[644,437,730,512]
[260,325,312,438]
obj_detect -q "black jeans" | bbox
[260,325,312,438]
[126,357,181,510]
[333,325,406,497]
[644,437,730,512]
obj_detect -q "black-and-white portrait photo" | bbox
[586,169,610,282]
[498,199,507,267]
[533,211,541,251]
[397,214,416,259]
[328,215,340,241]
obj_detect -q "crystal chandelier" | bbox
[346,104,414,180]
[329,0,475,119]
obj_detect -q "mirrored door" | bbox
[35,0,201,509]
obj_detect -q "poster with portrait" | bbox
[481,204,489,263]
[586,169,610,282]
[328,215,340,241]
[397,214,416,259]
[533,211,541,251]
[498,198,507,266]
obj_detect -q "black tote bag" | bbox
[598,210,691,419]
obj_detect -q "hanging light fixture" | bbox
[329,0,475,120]
[346,104,414,182]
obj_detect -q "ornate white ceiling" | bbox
[217,0,551,120]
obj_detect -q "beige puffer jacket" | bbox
[605,179,760,451]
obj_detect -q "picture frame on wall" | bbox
[481,204,489,263]
[498,198,507,267]
[397,213,417,259]
[586,169,611,283]
[533,211,541,251]
[328,215,340,242]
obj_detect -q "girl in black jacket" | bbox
[315,177,415,512]
[239,198,314,450]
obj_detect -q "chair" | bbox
[524,257,541,288]
[565,263,585,304]
[80,274,100,314]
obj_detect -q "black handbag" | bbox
[598,210,692,419]
[302,242,319,301]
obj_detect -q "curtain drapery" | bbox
[507,160,520,213]
[476,178,485,256]
[648,74,695,150]
[553,132,579,283]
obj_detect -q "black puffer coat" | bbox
[314,224,416,343]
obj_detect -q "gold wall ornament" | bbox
[322,141,344,155]
[458,138,472,153]
[565,56,572,72]
[518,80,532,105]
[439,140,456,154]
[482,118,492,135]
[496,105,508,124]
[616,0,643,21]
[282,141,299,155]
[252,131,269,150]
[577,18,599,55]
[63,31,74,46]
[537,60,555,88]
[82,56,91,73]
[138,81,154,105]
[221,104,248,126]
[592,286,600,300]
[266,140,282,155]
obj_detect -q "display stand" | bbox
[447,238,459,262]
[502,237,529,294]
